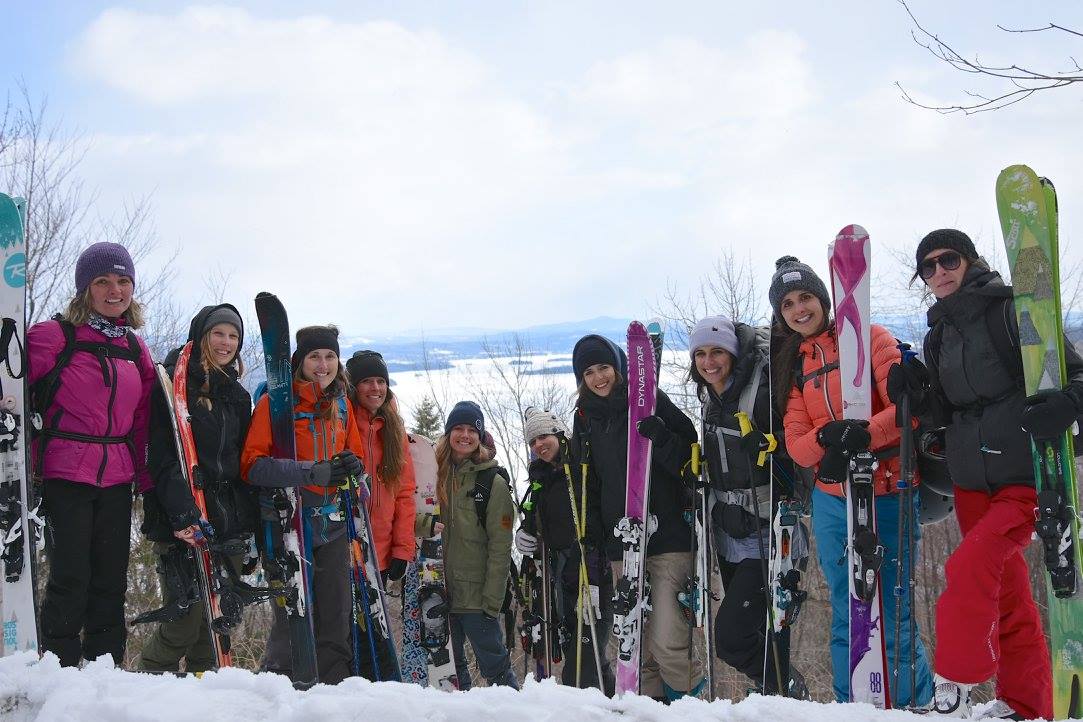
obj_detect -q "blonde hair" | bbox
[434,432,492,509]
[63,288,145,329]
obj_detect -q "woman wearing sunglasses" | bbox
[888,229,1083,719]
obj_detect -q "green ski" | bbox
[996,164,1083,720]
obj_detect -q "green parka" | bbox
[443,457,514,618]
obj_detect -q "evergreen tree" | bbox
[410,395,444,440]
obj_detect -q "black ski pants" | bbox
[554,550,615,695]
[40,478,133,667]
[714,557,791,694]
[263,533,352,685]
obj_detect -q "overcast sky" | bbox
[3,1,1082,334]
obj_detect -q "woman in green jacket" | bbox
[436,401,518,689]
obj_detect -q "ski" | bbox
[349,472,403,682]
[686,442,716,700]
[401,433,458,690]
[254,291,318,689]
[997,165,1083,720]
[0,193,39,657]
[613,320,657,696]
[768,498,807,635]
[830,225,891,708]
[646,318,664,373]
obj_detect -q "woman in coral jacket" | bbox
[240,325,364,685]
[28,242,157,668]
[344,351,416,582]
[769,255,932,707]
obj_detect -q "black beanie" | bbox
[201,306,244,348]
[915,229,978,272]
[572,335,626,383]
[346,350,389,384]
[768,256,832,320]
[291,325,340,373]
[445,400,485,437]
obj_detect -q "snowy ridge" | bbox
[0,652,974,722]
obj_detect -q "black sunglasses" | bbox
[919,250,962,280]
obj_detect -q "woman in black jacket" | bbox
[687,315,809,699]
[569,333,699,701]
[514,407,614,694]
[137,304,261,672]
[889,229,1083,720]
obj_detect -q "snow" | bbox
[0,652,963,722]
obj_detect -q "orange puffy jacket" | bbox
[241,380,365,500]
[783,324,906,498]
[353,405,417,569]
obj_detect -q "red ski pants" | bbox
[935,485,1051,721]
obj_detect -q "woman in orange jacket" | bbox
[345,350,417,583]
[241,325,364,685]
[768,256,932,706]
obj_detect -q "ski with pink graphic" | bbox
[613,321,657,696]
[829,225,891,709]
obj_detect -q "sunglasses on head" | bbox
[919,250,962,280]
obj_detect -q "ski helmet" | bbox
[916,426,953,496]
[918,482,955,525]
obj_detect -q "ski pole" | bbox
[735,411,785,697]
[894,342,917,704]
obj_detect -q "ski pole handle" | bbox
[691,442,701,476]
[735,411,777,467]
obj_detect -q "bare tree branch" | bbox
[896,0,1083,114]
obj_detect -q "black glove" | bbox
[887,360,930,418]
[310,450,364,486]
[383,557,408,583]
[1022,389,1079,440]
[817,420,871,454]
[817,448,850,485]
[738,426,772,459]
[636,415,669,444]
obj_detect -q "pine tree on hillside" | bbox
[411,395,444,440]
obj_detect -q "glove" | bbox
[817,420,871,454]
[636,415,668,443]
[887,360,930,417]
[1022,388,1079,440]
[515,527,538,556]
[817,448,850,485]
[738,426,772,458]
[310,450,364,486]
[383,558,408,583]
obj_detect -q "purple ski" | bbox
[830,225,891,708]
[613,321,657,696]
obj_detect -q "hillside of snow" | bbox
[0,651,1011,722]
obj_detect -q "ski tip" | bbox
[646,318,663,334]
[834,224,869,241]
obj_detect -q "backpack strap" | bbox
[987,296,1023,382]
[794,357,838,393]
[472,465,508,527]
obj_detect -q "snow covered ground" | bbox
[0,651,1004,722]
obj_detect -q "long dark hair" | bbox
[770,314,833,416]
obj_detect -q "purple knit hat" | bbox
[75,242,136,293]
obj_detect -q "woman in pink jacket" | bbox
[28,242,156,667]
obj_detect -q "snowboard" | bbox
[401,433,458,690]
[0,193,38,657]
[254,292,319,688]
[613,321,657,696]
[830,225,891,708]
[997,165,1083,719]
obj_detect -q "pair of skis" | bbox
[996,165,1083,720]
[0,193,40,658]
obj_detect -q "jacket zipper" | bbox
[96,354,119,486]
